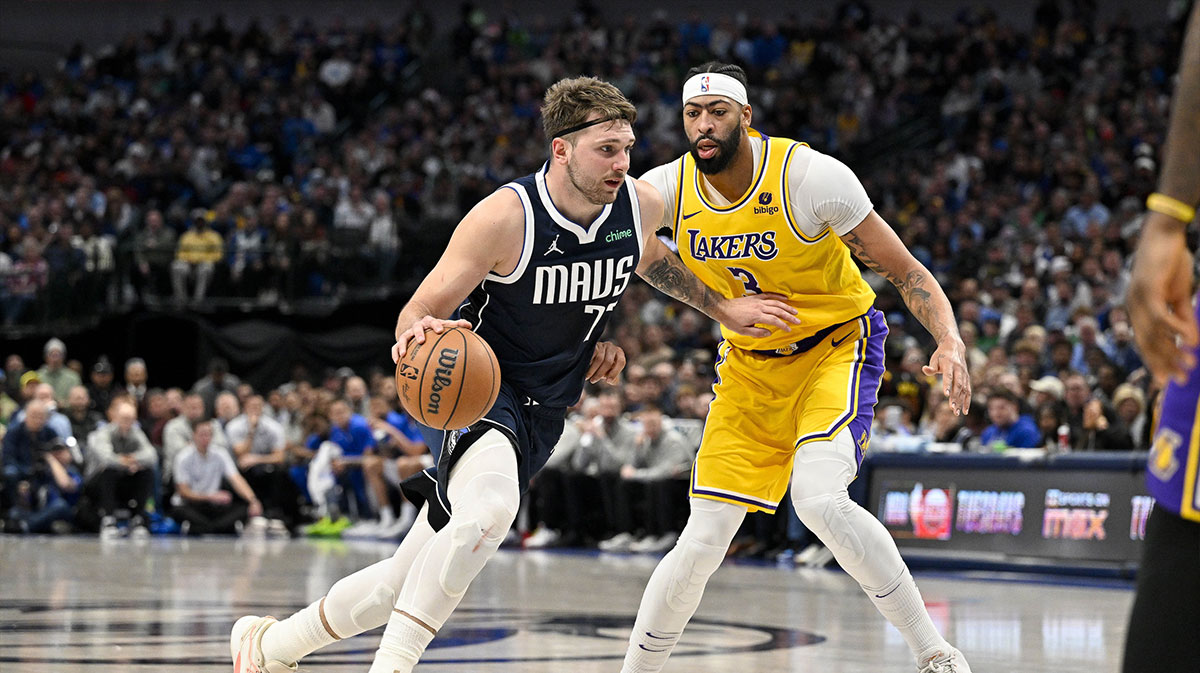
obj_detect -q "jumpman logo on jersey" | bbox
[544,234,564,256]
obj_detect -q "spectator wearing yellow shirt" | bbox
[171,211,224,304]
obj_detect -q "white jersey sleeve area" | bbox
[637,160,682,234]
[787,146,874,238]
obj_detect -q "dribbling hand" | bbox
[392,316,473,363]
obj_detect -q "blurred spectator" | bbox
[225,395,295,533]
[599,406,694,553]
[9,383,73,440]
[162,393,230,486]
[981,390,1042,450]
[1063,373,1132,451]
[63,385,103,453]
[84,400,157,538]
[6,438,82,534]
[0,372,16,425]
[36,338,81,405]
[192,357,241,417]
[171,213,223,304]
[344,375,370,416]
[2,401,60,523]
[124,357,149,415]
[87,358,117,415]
[1113,383,1149,450]
[214,391,241,431]
[4,355,25,402]
[172,421,263,536]
[3,243,48,326]
[351,396,429,539]
[368,191,400,282]
[132,210,177,300]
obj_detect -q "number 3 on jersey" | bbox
[727,266,762,295]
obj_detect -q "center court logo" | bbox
[0,601,824,666]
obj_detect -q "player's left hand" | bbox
[586,341,626,384]
[923,337,971,416]
[717,293,801,338]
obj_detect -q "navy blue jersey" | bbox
[459,164,645,408]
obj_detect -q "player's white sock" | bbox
[260,512,437,664]
[863,568,948,659]
[367,610,435,673]
[260,599,334,665]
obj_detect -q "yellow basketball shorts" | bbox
[690,308,888,514]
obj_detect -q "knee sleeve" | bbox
[665,499,745,611]
[790,431,866,566]
[348,582,397,632]
[439,431,520,597]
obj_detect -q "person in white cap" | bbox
[623,61,972,673]
[36,338,81,406]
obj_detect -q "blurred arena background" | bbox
[0,2,1195,669]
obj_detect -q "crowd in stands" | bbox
[0,2,1192,552]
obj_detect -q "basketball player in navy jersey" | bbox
[230,76,798,673]
[1123,4,1200,672]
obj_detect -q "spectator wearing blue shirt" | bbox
[981,390,1042,450]
[305,399,376,519]
[345,398,430,539]
[2,400,60,525]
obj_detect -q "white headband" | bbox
[682,72,748,106]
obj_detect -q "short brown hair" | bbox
[541,76,637,142]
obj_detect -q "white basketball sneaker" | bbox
[918,647,972,673]
[230,615,297,673]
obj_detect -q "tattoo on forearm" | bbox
[843,232,951,342]
[643,255,720,312]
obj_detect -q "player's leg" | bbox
[789,428,967,671]
[368,429,520,673]
[231,505,438,672]
[1121,506,1200,673]
[620,497,747,673]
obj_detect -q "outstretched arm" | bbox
[840,210,971,414]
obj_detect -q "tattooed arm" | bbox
[633,179,799,338]
[840,210,972,414]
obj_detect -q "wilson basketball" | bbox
[396,326,501,430]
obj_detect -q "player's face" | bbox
[565,120,635,206]
[684,96,748,175]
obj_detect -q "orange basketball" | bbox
[395,326,501,430]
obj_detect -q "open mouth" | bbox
[696,139,718,160]
[604,178,622,189]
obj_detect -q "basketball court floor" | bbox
[0,536,1134,672]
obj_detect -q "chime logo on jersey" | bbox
[532,255,636,305]
[686,228,778,261]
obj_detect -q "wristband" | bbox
[1147,192,1196,224]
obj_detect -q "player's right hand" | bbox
[392,316,473,363]
[1128,216,1199,386]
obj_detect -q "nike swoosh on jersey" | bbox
[831,330,855,348]
[682,211,701,219]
